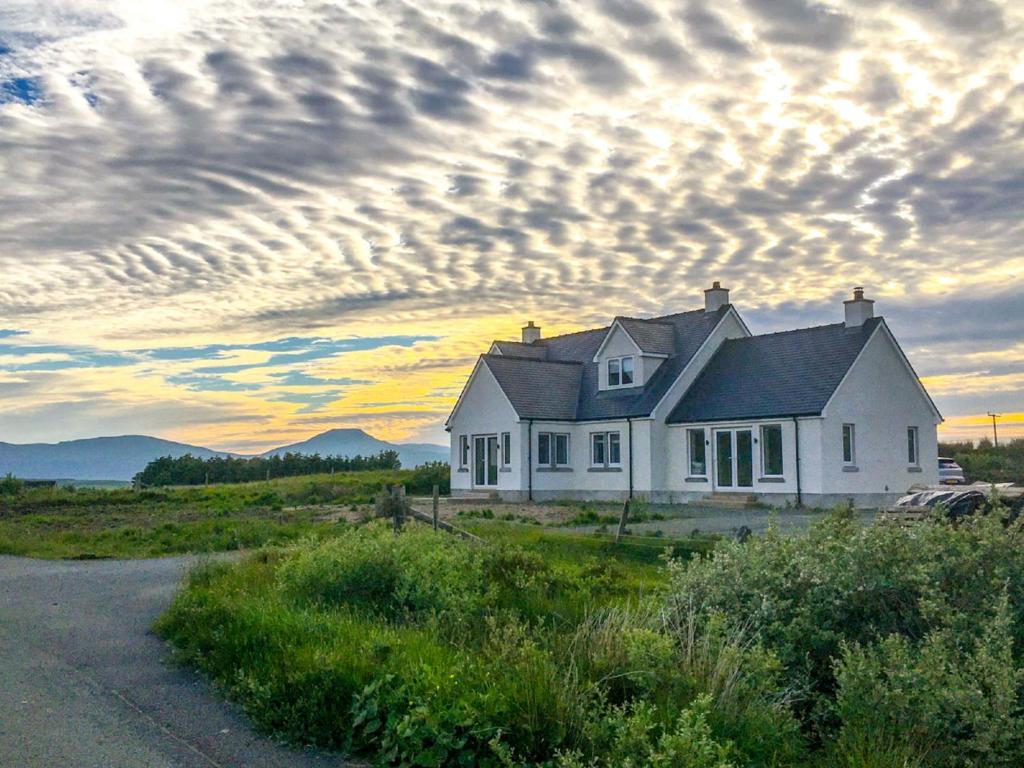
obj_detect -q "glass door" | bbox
[473,435,499,487]
[715,431,733,488]
[714,429,754,489]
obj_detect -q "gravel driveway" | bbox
[0,555,350,768]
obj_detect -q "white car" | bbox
[938,457,966,485]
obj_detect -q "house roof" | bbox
[480,306,729,422]
[665,317,883,424]
[616,318,675,356]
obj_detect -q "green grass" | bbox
[0,469,430,559]
[156,521,803,766]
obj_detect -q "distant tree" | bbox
[134,449,403,487]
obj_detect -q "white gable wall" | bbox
[448,362,522,494]
[818,325,940,499]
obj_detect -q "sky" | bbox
[0,0,1022,453]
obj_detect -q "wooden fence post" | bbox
[432,484,439,531]
[391,485,402,535]
[615,499,630,543]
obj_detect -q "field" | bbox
[0,467,446,559]
[157,503,1024,768]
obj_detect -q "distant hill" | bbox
[0,436,227,482]
[260,428,447,469]
[0,429,448,482]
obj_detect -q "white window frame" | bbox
[842,424,856,465]
[907,426,919,466]
[501,432,511,468]
[459,435,469,469]
[687,428,707,477]
[590,431,622,468]
[607,355,635,388]
[760,424,784,477]
[537,432,551,466]
[554,433,570,466]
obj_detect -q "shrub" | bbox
[666,509,1024,746]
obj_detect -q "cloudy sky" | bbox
[0,0,1021,452]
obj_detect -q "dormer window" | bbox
[608,356,635,388]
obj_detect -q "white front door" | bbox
[713,429,754,490]
[473,435,499,487]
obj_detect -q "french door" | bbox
[713,429,753,489]
[473,435,499,487]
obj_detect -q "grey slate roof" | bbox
[491,340,549,359]
[481,307,729,421]
[617,318,675,355]
[666,318,883,423]
[482,355,581,420]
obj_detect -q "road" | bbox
[0,555,350,768]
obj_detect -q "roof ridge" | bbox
[535,325,611,344]
[483,353,581,366]
[736,319,878,341]
[616,315,674,326]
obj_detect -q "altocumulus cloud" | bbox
[0,0,1022,444]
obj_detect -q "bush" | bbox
[666,508,1024,751]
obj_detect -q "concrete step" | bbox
[701,493,760,509]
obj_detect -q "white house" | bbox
[446,285,941,507]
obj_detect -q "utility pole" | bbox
[987,412,1001,447]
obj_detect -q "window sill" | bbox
[908,466,922,473]
[536,467,573,473]
[588,466,622,472]
[842,465,859,473]
[758,477,786,484]
[499,467,512,473]
[685,476,708,483]
[457,468,469,473]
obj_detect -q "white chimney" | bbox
[704,281,730,313]
[844,287,875,327]
[522,320,541,344]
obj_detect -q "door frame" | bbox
[472,433,499,488]
[712,428,754,491]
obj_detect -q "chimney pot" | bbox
[844,287,875,327]
[522,321,541,344]
[704,282,730,313]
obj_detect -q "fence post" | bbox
[391,485,402,535]
[432,484,439,531]
[615,499,630,544]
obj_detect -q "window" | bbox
[907,427,919,466]
[761,425,784,476]
[687,428,706,476]
[842,424,855,464]
[607,356,635,388]
[538,433,551,466]
[501,432,511,467]
[608,432,621,465]
[555,434,569,466]
[459,435,469,468]
[590,431,622,467]
[538,432,570,467]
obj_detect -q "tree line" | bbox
[939,437,1023,484]
[134,450,402,487]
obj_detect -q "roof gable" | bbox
[666,318,884,423]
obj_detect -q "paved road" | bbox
[0,555,349,768]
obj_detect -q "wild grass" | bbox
[0,468,435,559]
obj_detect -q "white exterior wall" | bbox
[818,326,940,503]
[528,420,633,500]
[448,363,522,495]
[663,417,815,501]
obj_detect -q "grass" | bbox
[156,521,803,766]
[0,469,430,559]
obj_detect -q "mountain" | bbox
[0,436,228,482]
[260,428,447,468]
[0,429,448,482]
